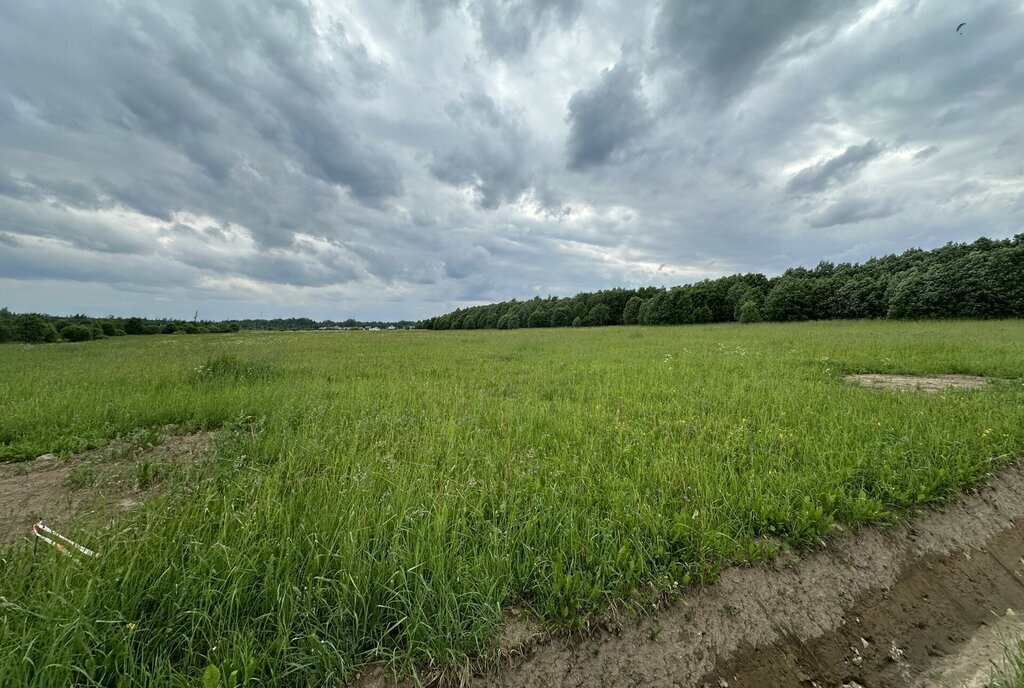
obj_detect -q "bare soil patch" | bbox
[844,373,989,393]
[0,428,213,546]
[360,461,1024,687]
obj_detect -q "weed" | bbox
[64,465,96,490]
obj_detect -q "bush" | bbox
[100,322,118,337]
[0,322,12,343]
[60,324,94,342]
[693,306,713,323]
[162,322,180,334]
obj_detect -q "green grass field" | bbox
[1,321,1022,686]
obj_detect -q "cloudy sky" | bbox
[1,0,1022,321]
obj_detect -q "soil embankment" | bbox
[477,462,1024,687]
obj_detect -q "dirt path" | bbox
[471,462,1024,688]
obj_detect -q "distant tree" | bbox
[0,322,12,343]
[571,316,582,327]
[550,306,573,327]
[162,322,180,334]
[693,306,713,323]
[18,316,59,343]
[124,317,145,335]
[585,303,612,327]
[527,310,550,328]
[60,324,93,342]
[622,296,643,325]
[99,321,117,336]
[737,301,762,323]
[764,277,814,321]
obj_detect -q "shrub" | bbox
[0,322,12,343]
[693,306,713,323]
[162,322,180,334]
[100,322,117,336]
[60,324,94,342]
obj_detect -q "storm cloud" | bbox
[0,0,1021,321]
[787,140,886,195]
[566,62,651,170]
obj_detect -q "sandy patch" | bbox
[0,428,213,546]
[844,373,989,393]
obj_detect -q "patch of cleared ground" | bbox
[0,428,213,546]
[844,373,989,393]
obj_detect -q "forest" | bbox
[421,235,1024,330]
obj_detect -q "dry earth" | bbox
[843,374,990,393]
[0,428,213,547]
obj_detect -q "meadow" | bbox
[1,321,1022,686]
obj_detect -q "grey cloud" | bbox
[914,145,940,161]
[655,0,868,101]
[786,140,884,194]
[475,0,582,59]
[444,246,492,279]
[566,62,651,170]
[415,0,463,31]
[809,197,897,228]
[429,93,535,209]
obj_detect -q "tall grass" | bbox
[1,321,1022,685]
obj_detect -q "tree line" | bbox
[420,235,1024,330]
[0,311,422,345]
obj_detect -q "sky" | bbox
[1,0,1022,322]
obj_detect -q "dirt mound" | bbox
[843,373,989,393]
[0,428,213,546]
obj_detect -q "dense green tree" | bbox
[693,306,713,323]
[550,306,573,327]
[18,316,59,343]
[622,296,643,325]
[737,301,762,323]
[764,277,815,322]
[585,303,612,327]
[527,310,551,328]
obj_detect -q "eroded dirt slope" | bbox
[470,462,1024,687]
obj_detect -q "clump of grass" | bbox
[194,354,277,383]
[64,465,96,490]
[987,636,1024,687]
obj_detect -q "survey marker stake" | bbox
[32,521,97,557]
